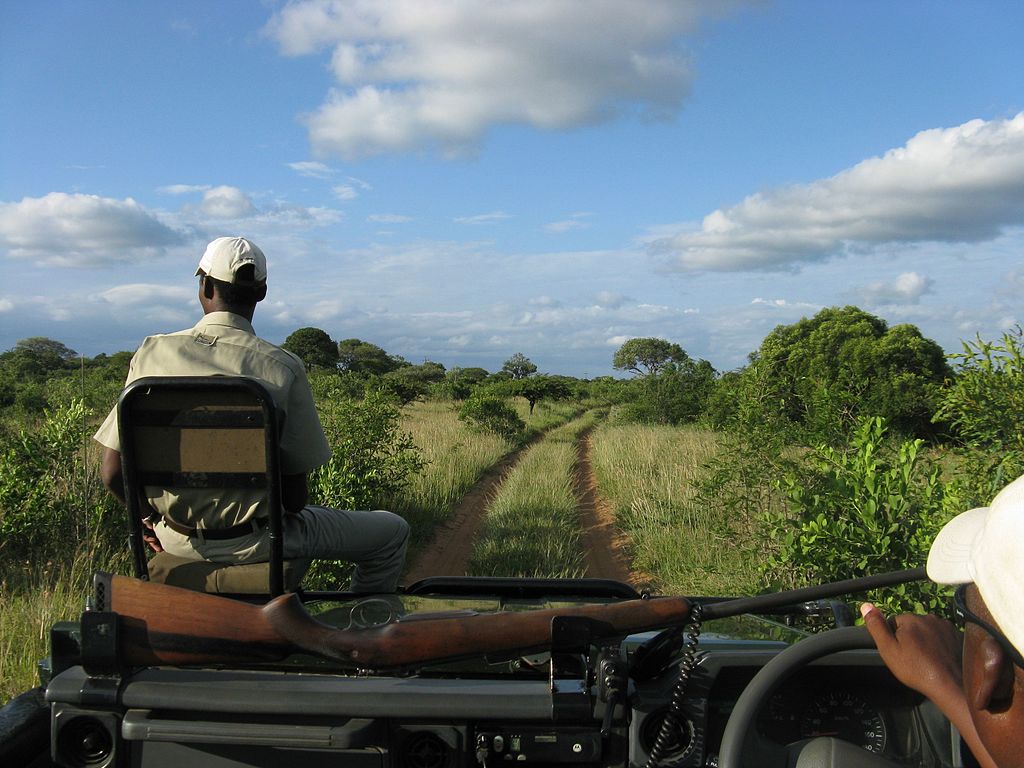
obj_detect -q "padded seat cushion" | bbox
[147,552,311,594]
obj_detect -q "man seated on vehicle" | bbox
[94,236,409,593]
[862,473,1024,768]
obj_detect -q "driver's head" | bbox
[195,236,268,312]
[927,473,1024,761]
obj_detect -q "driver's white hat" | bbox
[927,472,1024,654]
[195,236,267,285]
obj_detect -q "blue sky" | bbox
[2,1,1022,377]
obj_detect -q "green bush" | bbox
[0,399,122,567]
[458,394,525,443]
[310,388,425,511]
[743,306,949,442]
[765,416,955,615]
[934,326,1024,505]
[305,388,425,589]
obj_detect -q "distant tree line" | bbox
[3,304,1018,452]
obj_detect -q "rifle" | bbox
[93,573,691,669]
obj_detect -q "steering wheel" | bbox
[717,626,902,768]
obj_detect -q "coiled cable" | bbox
[644,601,704,768]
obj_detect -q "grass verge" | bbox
[0,547,128,704]
[589,422,761,597]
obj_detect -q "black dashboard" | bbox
[628,629,970,768]
[40,587,975,768]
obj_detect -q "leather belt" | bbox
[161,516,267,540]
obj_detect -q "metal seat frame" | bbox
[117,376,289,596]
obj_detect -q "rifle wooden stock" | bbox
[100,574,691,669]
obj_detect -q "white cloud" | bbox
[546,212,593,233]
[650,113,1024,271]
[251,203,344,228]
[751,298,821,311]
[158,184,212,195]
[96,284,195,306]
[176,186,343,228]
[455,211,512,225]
[857,271,933,305]
[529,296,562,308]
[288,161,335,178]
[368,213,413,223]
[200,186,257,218]
[264,0,731,158]
[332,177,370,200]
[594,291,628,309]
[0,192,185,266]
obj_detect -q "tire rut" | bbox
[401,420,637,586]
[401,442,532,583]
[574,428,635,584]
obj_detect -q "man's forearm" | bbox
[101,447,126,504]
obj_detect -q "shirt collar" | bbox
[196,311,256,335]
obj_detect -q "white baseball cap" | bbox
[927,472,1024,655]
[195,237,267,285]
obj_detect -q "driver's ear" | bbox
[970,636,1015,713]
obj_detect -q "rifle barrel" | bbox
[698,567,927,620]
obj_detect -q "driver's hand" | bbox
[141,517,164,553]
[861,604,1000,768]
[859,603,963,705]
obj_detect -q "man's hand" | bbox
[860,603,963,702]
[860,603,999,768]
[141,517,164,553]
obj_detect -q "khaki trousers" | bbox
[155,506,409,593]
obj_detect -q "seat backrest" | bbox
[117,376,287,595]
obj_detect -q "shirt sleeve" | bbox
[277,364,332,475]
[93,405,120,451]
[92,349,142,451]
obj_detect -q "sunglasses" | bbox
[953,584,1024,670]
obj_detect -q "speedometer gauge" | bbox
[798,690,886,753]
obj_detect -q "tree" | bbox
[612,338,688,377]
[1,337,78,381]
[513,375,572,414]
[282,327,338,370]
[618,358,716,425]
[437,366,490,401]
[337,338,404,375]
[380,362,447,404]
[749,306,950,440]
[501,352,537,380]
[458,393,525,443]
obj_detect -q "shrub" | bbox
[934,326,1024,505]
[310,388,425,512]
[458,394,525,444]
[0,399,122,566]
[765,417,955,615]
[305,388,425,589]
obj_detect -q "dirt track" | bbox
[574,430,633,583]
[402,425,635,585]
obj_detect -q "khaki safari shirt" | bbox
[94,312,331,530]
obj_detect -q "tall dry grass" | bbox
[1,547,128,703]
[589,422,761,596]
[390,400,512,552]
